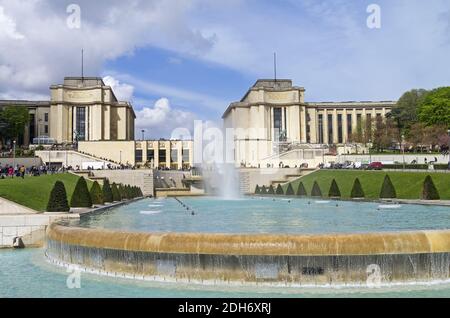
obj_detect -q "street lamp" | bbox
[402,134,405,170]
[141,129,145,141]
[12,140,16,170]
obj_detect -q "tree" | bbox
[422,175,440,200]
[379,175,397,199]
[285,183,294,195]
[418,87,450,128]
[0,106,30,145]
[111,183,121,201]
[90,181,104,205]
[311,181,322,197]
[267,185,275,195]
[388,89,428,132]
[46,181,70,212]
[350,178,365,198]
[276,184,284,195]
[372,117,400,152]
[296,182,307,196]
[102,179,113,203]
[255,185,261,194]
[70,177,92,208]
[261,186,267,195]
[328,179,341,198]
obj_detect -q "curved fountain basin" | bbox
[46,223,450,286]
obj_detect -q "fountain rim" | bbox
[46,223,450,256]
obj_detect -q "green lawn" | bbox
[282,170,450,200]
[0,174,89,212]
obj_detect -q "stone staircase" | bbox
[270,169,317,187]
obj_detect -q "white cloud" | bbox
[0,6,24,40]
[135,97,196,139]
[103,75,134,101]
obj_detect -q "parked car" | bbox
[367,162,383,170]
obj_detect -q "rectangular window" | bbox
[182,149,190,162]
[135,149,143,162]
[347,114,352,137]
[171,149,178,162]
[306,113,311,143]
[44,125,48,134]
[44,113,49,122]
[159,149,166,165]
[328,114,333,144]
[76,107,86,141]
[318,115,324,144]
[366,114,372,139]
[273,108,282,141]
[147,149,155,162]
[337,114,343,144]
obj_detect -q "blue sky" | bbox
[0,0,449,137]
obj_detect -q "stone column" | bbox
[300,106,307,143]
[342,109,348,143]
[309,108,317,143]
[323,109,329,144]
[332,109,338,144]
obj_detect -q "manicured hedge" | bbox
[285,183,294,195]
[311,181,322,197]
[296,182,307,196]
[379,175,397,199]
[70,177,92,208]
[276,184,284,195]
[422,175,440,200]
[46,181,70,212]
[102,179,113,203]
[350,178,365,198]
[328,179,341,198]
[90,181,104,205]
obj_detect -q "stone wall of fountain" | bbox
[46,223,450,285]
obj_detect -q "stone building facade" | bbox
[223,79,396,167]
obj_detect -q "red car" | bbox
[368,162,383,170]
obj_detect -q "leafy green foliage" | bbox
[46,181,70,212]
[328,179,341,198]
[418,87,450,128]
[111,183,121,202]
[379,175,397,199]
[296,182,307,196]
[422,175,440,200]
[350,178,365,198]
[70,177,92,208]
[276,184,284,195]
[311,181,322,197]
[285,183,294,195]
[90,181,104,205]
[102,179,113,203]
[267,185,275,195]
[0,106,30,142]
[389,89,428,131]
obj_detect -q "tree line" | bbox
[348,87,450,153]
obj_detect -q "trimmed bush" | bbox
[285,183,294,195]
[350,178,365,198]
[46,181,70,212]
[296,182,307,196]
[379,175,397,199]
[102,179,113,203]
[267,185,275,195]
[276,184,284,195]
[70,177,92,208]
[422,175,440,200]
[111,183,121,202]
[311,181,322,197]
[328,179,341,198]
[255,185,261,194]
[138,187,144,197]
[90,181,104,205]
[261,186,267,194]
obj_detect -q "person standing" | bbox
[19,165,25,179]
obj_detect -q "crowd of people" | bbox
[0,164,66,179]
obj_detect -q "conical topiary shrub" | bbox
[285,183,294,195]
[102,179,113,203]
[267,185,275,195]
[276,184,284,195]
[379,175,396,199]
[261,186,267,195]
[328,179,341,198]
[70,176,92,208]
[350,178,365,199]
[296,182,307,196]
[90,181,104,205]
[422,175,440,200]
[255,185,261,194]
[111,183,121,202]
[311,181,322,197]
[138,187,144,197]
[47,181,70,212]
